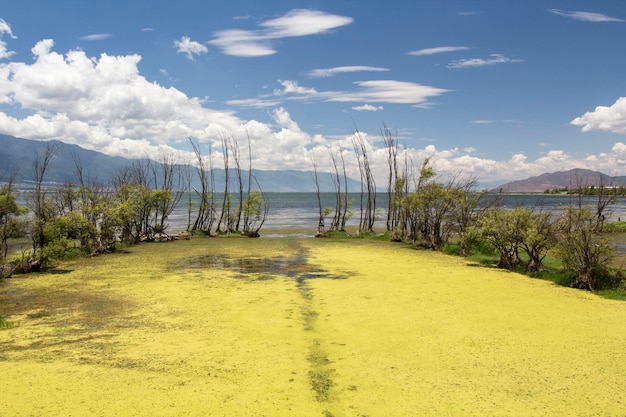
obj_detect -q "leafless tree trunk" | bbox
[228,134,244,232]
[31,142,59,260]
[382,124,399,233]
[311,155,327,236]
[216,133,231,234]
[352,129,376,234]
[189,138,216,233]
[242,132,253,234]
[153,154,184,234]
[328,147,343,232]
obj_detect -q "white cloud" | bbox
[174,36,208,61]
[0,39,247,159]
[274,80,318,96]
[0,18,16,60]
[253,79,449,108]
[457,11,484,16]
[225,98,281,108]
[470,119,518,125]
[447,54,524,68]
[571,97,626,134]
[407,46,470,56]
[81,33,112,41]
[0,18,16,38]
[5,38,626,186]
[209,9,353,57]
[328,80,450,105]
[307,65,389,78]
[547,9,624,23]
[352,104,383,111]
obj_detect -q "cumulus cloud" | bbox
[81,33,112,41]
[306,65,389,78]
[571,97,626,134]
[209,9,353,57]
[547,9,624,22]
[4,37,626,185]
[407,46,470,56]
[174,36,208,61]
[352,104,383,111]
[0,39,248,158]
[447,54,524,68]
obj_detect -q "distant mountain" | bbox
[0,134,359,192]
[494,168,626,193]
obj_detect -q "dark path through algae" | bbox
[2,237,626,416]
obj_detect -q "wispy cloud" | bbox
[141,27,154,32]
[547,9,624,22]
[0,18,16,39]
[225,98,281,108]
[0,18,16,59]
[174,36,208,61]
[448,54,524,69]
[457,11,484,16]
[306,65,389,78]
[80,33,112,41]
[272,79,449,106]
[408,46,470,56]
[352,104,383,112]
[471,119,518,124]
[209,9,353,57]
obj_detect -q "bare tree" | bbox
[189,138,216,234]
[228,134,244,232]
[311,154,328,236]
[352,129,376,234]
[152,153,184,235]
[216,133,231,234]
[382,124,399,233]
[328,146,343,232]
[31,142,59,260]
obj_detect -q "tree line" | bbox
[0,135,268,277]
[312,126,622,292]
[1,127,624,293]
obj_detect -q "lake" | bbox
[167,192,626,237]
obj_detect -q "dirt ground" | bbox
[1,237,626,416]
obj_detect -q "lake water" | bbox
[167,192,626,237]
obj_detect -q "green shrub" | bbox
[0,315,14,329]
[603,221,626,233]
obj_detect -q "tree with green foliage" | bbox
[478,208,523,269]
[1,179,29,277]
[554,205,615,291]
[514,207,554,272]
[241,190,269,237]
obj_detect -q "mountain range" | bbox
[0,134,357,192]
[494,168,626,193]
[2,134,626,193]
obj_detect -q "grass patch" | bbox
[0,315,14,329]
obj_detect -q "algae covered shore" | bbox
[1,237,626,416]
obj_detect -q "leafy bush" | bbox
[602,221,626,233]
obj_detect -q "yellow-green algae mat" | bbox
[1,238,626,416]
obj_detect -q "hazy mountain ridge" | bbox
[495,168,626,193]
[0,134,360,192]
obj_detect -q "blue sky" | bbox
[1,1,626,184]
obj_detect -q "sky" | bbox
[1,0,626,186]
